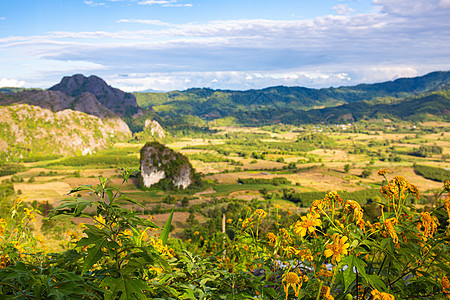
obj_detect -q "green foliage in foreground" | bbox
[414,164,450,182]
[1,171,450,299]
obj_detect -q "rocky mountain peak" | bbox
[49,74,138,116]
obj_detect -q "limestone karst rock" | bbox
[143,119,166,139]
[139,141,198,189]
[49,74,138,116]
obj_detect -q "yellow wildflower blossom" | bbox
[0,218,6,238]
[371,289,395,300]
[93,215,106,229]
[13,197,23,208]
[242,218,252,229]
[310,200,325,214]
[444,199,450,222]
[378,169,390,176]
[282,271,307,300]
[324,234,350,264]
[384,217,399,244]
[442,276,450,299]
[266,232,277,246]
[317,264,333,278]
[408,183,420,200]
[321,286,334,300]
[420,212,438,240]
[23,208,36,223]
[254,209,267,219]
[0,254,9,269]
[292,213,321,237]
[150,238,173,258]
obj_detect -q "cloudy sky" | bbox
[0,0,449,92]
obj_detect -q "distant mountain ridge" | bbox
[134,71,450,124]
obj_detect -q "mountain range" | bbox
[134,71,450,124]
[0,71,449,162]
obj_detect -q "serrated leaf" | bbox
[366,274,387,291]
[101,277,150,300]
[161,206,175,245]
[82,239,107,274]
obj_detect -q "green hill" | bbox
[134,71,450,125]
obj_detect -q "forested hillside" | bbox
[134,71,450,125]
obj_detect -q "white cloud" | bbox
[117,19,172,26]
[0,78,26,88]
[1,0,449,90]
[332,4,355,15]
[138,0,192,7]
[373,0,450,16]
[84,1,106,7]
[0,17,5,21]
[440,0,450,7]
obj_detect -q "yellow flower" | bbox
[282,271,307,300]
[442,276,450,298]
[408,183,420,199]
[445,180,450,193]
[324,234,350,264]
[226,218,233,224]
[321,286,334,300]
[292,213,321,237]
[378,169,390,176]
[93,215,106,229]
[253,209,267,219]
[392,176,408,189]
[384,217,399,244]
[242,218,252,229]
[150,238,173,258]
[266,232,277,246]
[0,254,9,269]
[13,197,23,208]
[194,231,199,235]
[371,289,395,300]
[317,264,333,278]
[23,208,36,223]
[140,230,149,241]
[420,212,438,240]
[0,218,6,237]
[310,200,325,214]
[444,199,450,222]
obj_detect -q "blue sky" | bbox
[0,0,449,92]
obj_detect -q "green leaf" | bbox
[161,205,175,245]
[82,239,107,274]
[101,277,150,300]
[341,256,356,292]
[52,198,93,217]
[117,195,144,208]
[67,185,95,194]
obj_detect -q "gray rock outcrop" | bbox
[143,119,166,139]
[140,142,195,189]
